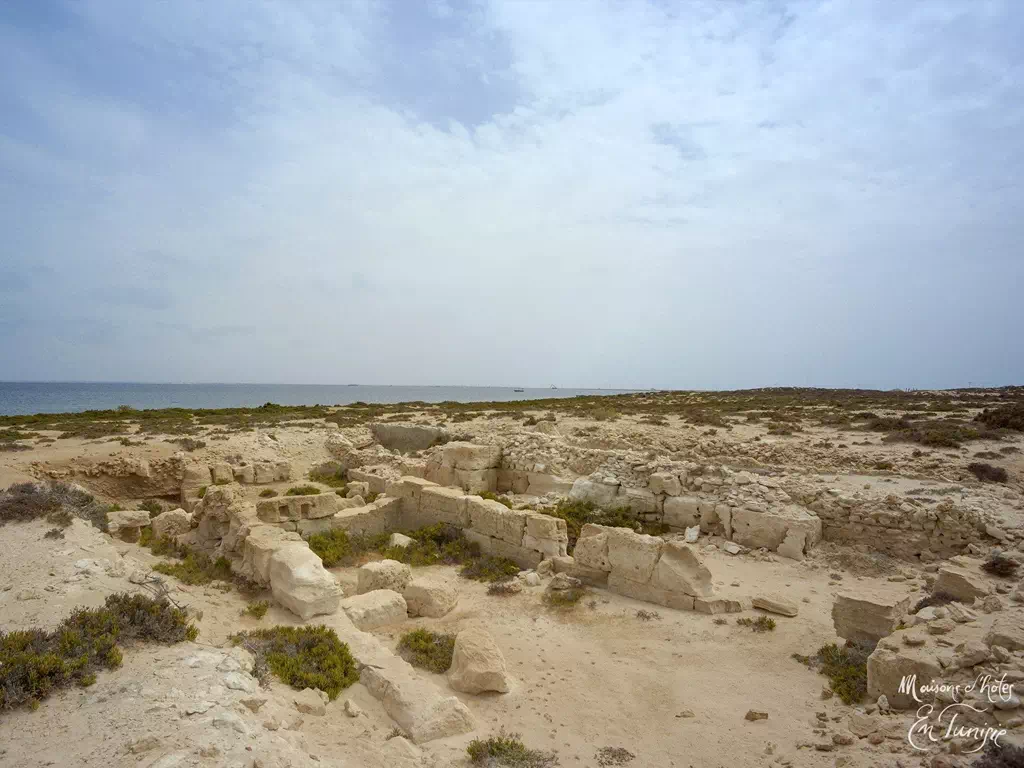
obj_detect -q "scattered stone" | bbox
[343,699,363,718]
[752,594,799,617]
[293,688,328,716]
[934,566,990,603]
[356,559,412,594]
[341,589,408,630]
[447,627,512,694]
[389,532,415,548]
[832,592,910,645]
[403,577,458,618]
[744,710,768,721]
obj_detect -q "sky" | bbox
[1,0,1022,390]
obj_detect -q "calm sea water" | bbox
[0,382,632,417]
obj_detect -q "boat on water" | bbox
[550,385,558,389]
[513,388,525,393]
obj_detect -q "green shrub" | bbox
[397,629,456,673]
[259,488,278,498]
[487,581,522,597]
[231,625,358,700]
[467,729,557,767]
[801,642,871,705]
[242,600,270,620]
[43,527,65,540]
[460,555,521,583]
[0,481,109,530]
[543,586,587,608]
[545,499,641,552]
[0,593,196,712]
[975,403,1024,432]
[138,526,153,547]
[139,499,163,517]
[307,529,354,567]
[285,485,320,496]
[308,461,348,489]
[197,486,207,499]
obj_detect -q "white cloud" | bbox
[0,0,1022,387]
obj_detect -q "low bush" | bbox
[467,730,558,767]
[1,593,197,711]
[259,488,278,498]
[170,437,206,452]
[797,642,871,704]
[459,555,521,583]
[308,461,348,488]
[139,499,163,517]
[910,590,957,613]
[307,529,354,567]
[231,625,358,700]
[478,491,513,508]
[285,485,320,496]
[543,586,587,608]
[982,553,1020,578]
[975,402,1024,432]
[487,581,523,597]
[152,551,233,586]
[972,740,1024,768]
[545,499,644,552]
[0,481,110,530]
[396,628,456,673]
[968,462,1008,483]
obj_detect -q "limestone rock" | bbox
[151,508,192,540]
[342,589,408,630]
[752,594,799,617]
[440,442,502,470]
[650,540,714,598]
[663,496,700,529]
[268,544,343,620]
[293,688,328,716]
[985,617,1024,651]
[832,592,910,646]
[447,628,511,694]
[934,566,990,603]
[866,647,942,709]
[356,559,412,594]
[606,528,664,583]
[389,533,415,548]
[648,472,682,496]
[403,577,458,618]
[574,525,612,572]
[371,423,448,453]
[569,477,620,508]
[106,509,150,540]
[777,530,806,561]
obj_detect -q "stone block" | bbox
[606,527,663,583]
[467,497,526,545]
[341,590,408,630]
[664,496,701,529]
[832,592,911,646]
[420,486,471,527]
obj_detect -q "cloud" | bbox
[0,0,1021,388]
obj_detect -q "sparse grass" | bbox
[467,729,558,767]
[635,609,661,621]
[285,485,320,496]
[231,625,358,700]
[259,488,278,498]
[968,462,1008,483]
[308,461,348,489]
[737,615,776,632]
[982,553,1020,578]
[42,527,65,540]
[139,499,163,517]
[242,600,270,620]
[460,555,521,583]
[396,628,456,673]
[478,491,513,508]
[975,402,1024,432]
[796,642,871,705]
[543,586,587,609]
[0,593,197,712]
[544,499,643,553]
[588,407,619,421]
[596,746,636,767]
[197,486,207,499]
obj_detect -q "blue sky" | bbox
[1,0,1022,389]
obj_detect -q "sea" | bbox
[0,382,633,417]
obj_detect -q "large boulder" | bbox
[753,594,799,617]
[730,504,821,552]
[325,432,366,469]
[568,477,620,508]
[241,525,303,585]
[648,472,682,496]
[371,423,448,453]
[440,442,502,470]
[151,508,192,540]
[606,528,663,583]
[447,628,511,694]
[832,592,911,646]
[935,566,991,603]
[106,509,151,541]
[403,577,458,618]
[867,646,942,710]
[985,617,1024,651]
[356,559,412,595]
[269,544,343,619]
[341,590,408,630]
[574,524,612,572]
[649,541,714,598]
[663,497,700,530]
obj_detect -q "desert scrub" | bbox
[259,488,278,498]
[0,481,110,530]
[596,746,636,766]
[169,437,206,451]
[543,586,587,609]
[197,486,207,499]
[242,600,270,619]
[795,642,871,705]
[467,730,558,767]
[307,529,358,567]
[397,629,456,673]
[153,549,234,586]
[139,499,163,516]
[982,553,1020,578]
[968,462,1009,483]
[545,498,642,553]
[285,485,321,496]
[459,554,521,583]
[736,615,776,632]
[487,581,523,597]
[231,625,358,700]
[308,461,348,489]
[0,593,197,712]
